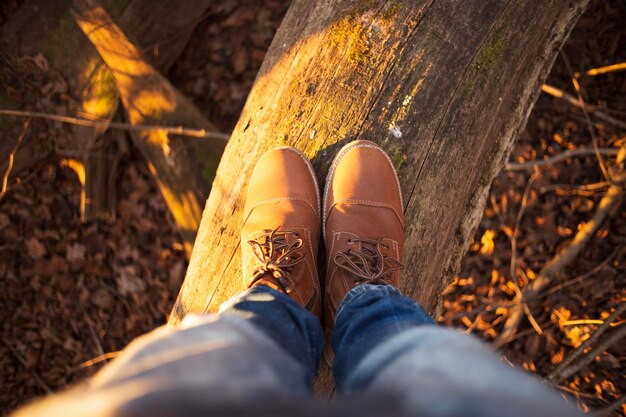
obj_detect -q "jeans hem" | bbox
[335,284,402,321]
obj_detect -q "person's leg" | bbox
[96,284,323,393]
[12,285,323,417]
[98,144,326,398]
[323,140,583,417]
[322,140,408,362]
[91,144,327,394]
[332,285,584,417]
[218,285,324,383]
[331,283,433,388]
[12,146,326,417]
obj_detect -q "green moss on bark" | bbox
[463,31,506,97]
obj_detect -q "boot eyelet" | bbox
[347,239,354,244]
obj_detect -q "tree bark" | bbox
[170,0,588,323]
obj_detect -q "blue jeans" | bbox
[12,285,583,417]
[219,284,434,392]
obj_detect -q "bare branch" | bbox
[0,119,31,203]
[595,393,626,417]
[505,147,619,171]
[550,323,626,383]
[496,182,624,346]
[79,351,121,369]
[545,245,625,295]
[575,62,626,78]
[548,303,626,383]
[561,53,611,183]
[0,109,229,141]
[541,84,626,130]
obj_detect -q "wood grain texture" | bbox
[172,0,588,324]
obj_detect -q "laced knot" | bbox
[333,237,403,284]
[247,227,305,292]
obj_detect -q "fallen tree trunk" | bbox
[171,0,589,326]
[1,0,220,231]
[73,0,225,253]
[75,0,217,222]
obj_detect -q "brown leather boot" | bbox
[323,140,404,360]
[241,147,322,317]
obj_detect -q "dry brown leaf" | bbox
[117,266,146,296]
[66,243,86,263]
[91,289,113,309]
[25,237,47,260]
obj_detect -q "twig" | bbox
[0,119,31,202]
[562,53,611,183]
[595,394,626,417]
[541,84,626,130]
[545,245,624,296]
[86,319,106,365]
[562,319,604,326]
[495,182,623,346]
[511,171,539,291]
[555,384,600,400]
[508,321,557,344]
[79,351,121,368]
[550,323,626,384]
[505,147,619,171]
[509,171,544,335]
[575,62,626,78]
[1,336,52,393]
[0,109,230,141]
[539,181,609,195]
[80,306,107,366]
[548,303,626,383]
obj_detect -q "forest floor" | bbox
[0,0,624,415]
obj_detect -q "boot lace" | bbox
[333,237,403,284]
[247,227,305,292]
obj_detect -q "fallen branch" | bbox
[0,119,31,203]
[562,53,611,183]
[541,84,626,130]
[73,0,226,255]
[548,303,626,383]
[510,171,537,291]
[505,147,618,171]
[545,245,625,296]
[509,171,544,335]
[549,323,626,383]
[539,181,609,195]
[495,181,624,346]
[0,109,229,141]
[595,393,626,417]
[79,351,121,368]
[575,62,626,78]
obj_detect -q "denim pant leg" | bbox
[13,286,324,417]
[333,284,584,417]
[218,285,324,383]
[332,284,434,389]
